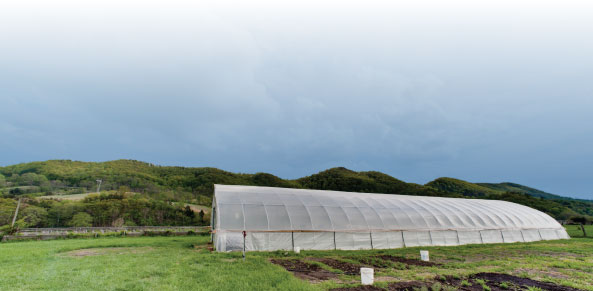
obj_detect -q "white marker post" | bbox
[420,250,429,261]
[360,268,374,285]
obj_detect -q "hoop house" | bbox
[212,185,569,252]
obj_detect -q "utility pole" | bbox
[96,179,102,194]
[11,198,22,227]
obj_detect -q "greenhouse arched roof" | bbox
[212,185,569,252]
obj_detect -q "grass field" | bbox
[1,230,592,291]
[565,224,593,238]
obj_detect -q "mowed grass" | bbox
[0,236,318,291]
[0,233,592,290]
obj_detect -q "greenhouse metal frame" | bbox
[211,185,569,252]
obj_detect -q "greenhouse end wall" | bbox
[212,185,569,252]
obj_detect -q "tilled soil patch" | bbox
[377,255,439,267]
[311,258,362,275]
[330,272,587,291]
[330,281,431,291]
[387,281,431,290]
[270,259,337,282]
[330,286,385,291]
[438,275,496,291]
[472,272,585,291]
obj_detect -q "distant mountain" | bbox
[1,160,591,220]
[425,178,566,200]
[477,182,565,200]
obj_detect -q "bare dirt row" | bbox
[270,256,584,291]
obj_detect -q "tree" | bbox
[67,212,93,227]
[47,203,79,227]
[20,173,49,186]
[20,206,48,228]
[557,209,578,223]
[184,206,195,219]
[118,186,131,194]
[0,198,17,226]
[198,210,205,224]
[0,173,6,187]
[9,188,23,195]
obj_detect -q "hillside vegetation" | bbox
[426,177,500,197]
[426,177,593,219]
[1,160,591,230]
[477,182,565,200]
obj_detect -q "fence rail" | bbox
[19,226,210,233]
[2,226,211,242]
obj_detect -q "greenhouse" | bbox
[211,185,569,252]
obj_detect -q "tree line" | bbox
[0,192,208,234]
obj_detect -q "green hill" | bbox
[1,160,591,229]
[295,167,456,198]
[425,177,500,197]
[0,160,300,204]
[424,177,593,219]
[477,182,564,200]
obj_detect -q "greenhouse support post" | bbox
[242,231,246,261]
[333,232,336,250]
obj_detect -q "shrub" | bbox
[67,212,93,227]
[0,224,17,235]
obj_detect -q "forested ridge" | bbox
[1,160,591,231]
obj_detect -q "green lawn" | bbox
[0,235,316,291]
[0,234,592,290]
[565,224,593,238]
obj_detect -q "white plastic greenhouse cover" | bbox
[212,185,569,252]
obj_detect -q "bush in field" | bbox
[68,212,93,227]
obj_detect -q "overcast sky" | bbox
[1,0,592,199]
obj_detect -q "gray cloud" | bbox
[1,0,592,198]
